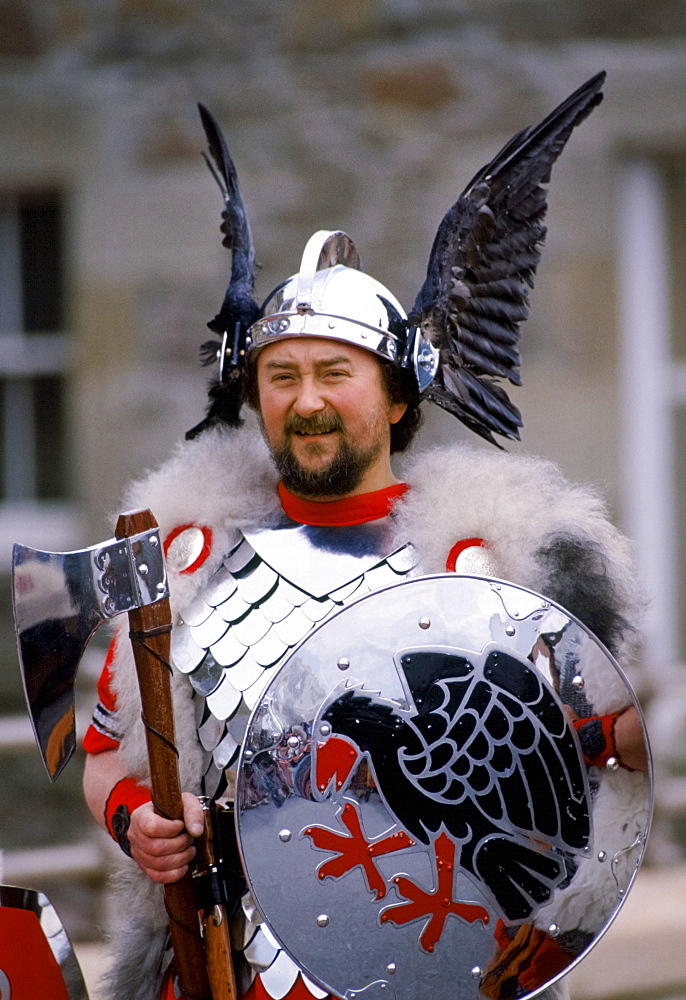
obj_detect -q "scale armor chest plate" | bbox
[170,513,417,799]
[167,516,417,997]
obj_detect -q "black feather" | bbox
[199,338,222,367]
[186,372,246,440]
[412,72,606,445]
[457,341,521,379]
[426,375,522,447]
[188,105,261,436]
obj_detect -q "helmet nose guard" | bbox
[248,230,439,391]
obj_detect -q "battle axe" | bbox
[12,509,216,1000]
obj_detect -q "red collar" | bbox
[278,481,408,527]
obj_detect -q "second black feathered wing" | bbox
[411,72,606,446]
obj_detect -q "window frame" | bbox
[0,190,77,567]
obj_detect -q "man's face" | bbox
[256,338,406,498]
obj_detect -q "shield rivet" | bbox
[316,914,330,928]
[319,723,332,737]
[287,735,300,749]
[598,851,607,862]
[505,625,516,637]
[606,756,619,771]
[386,964,396,975]
[471,967,482,979]
[138,563,149,576]
[156,582,166,594]
[244,750,254,762]
[150,536,159,547]
[548,924,560,937]
[337,657,350,671]
[418,617,431,630]
[572,674,585,689]
[278,829,292,843]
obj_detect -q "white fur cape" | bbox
[108,423,641,781]
[102,423,644,1000]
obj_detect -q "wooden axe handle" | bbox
[195,802,239,1000]
[116,509,211,1000]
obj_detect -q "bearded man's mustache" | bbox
[284,413,344,436]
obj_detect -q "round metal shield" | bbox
[236,575,652,1000]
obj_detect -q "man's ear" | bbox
[389,401,408,425]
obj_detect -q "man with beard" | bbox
[81,249,644,1000]
[81,78,646,1000]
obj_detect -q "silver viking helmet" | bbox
[248,230,439,391]
[189,74,606,446]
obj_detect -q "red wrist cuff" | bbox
[573,711,622,767]
[104,777,152,852]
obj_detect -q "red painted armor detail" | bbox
[303,802,414,901]
[314,736,359,793]
[163,523,213,575]
[445,537,487,573]
[0,908,71,998]
[380,833,490,952]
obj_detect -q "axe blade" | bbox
[12,526,169,781]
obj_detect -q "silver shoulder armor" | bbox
[171,515,416,797]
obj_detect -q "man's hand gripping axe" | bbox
[12,509,236,1000]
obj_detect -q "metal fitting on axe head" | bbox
[12,513,169,781]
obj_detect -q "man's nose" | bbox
[293,378,326,416]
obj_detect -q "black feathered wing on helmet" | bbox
[189,73,605,445]
[186,104,260,438]
[409,71,605,446]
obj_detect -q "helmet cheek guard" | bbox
[248,231,439,391]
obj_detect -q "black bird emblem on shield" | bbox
[305,645,592,953]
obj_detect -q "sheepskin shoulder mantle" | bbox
[117,422,640,657]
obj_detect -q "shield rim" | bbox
[236,573,654,1000]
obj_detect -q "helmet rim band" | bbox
[248,311,403,364]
